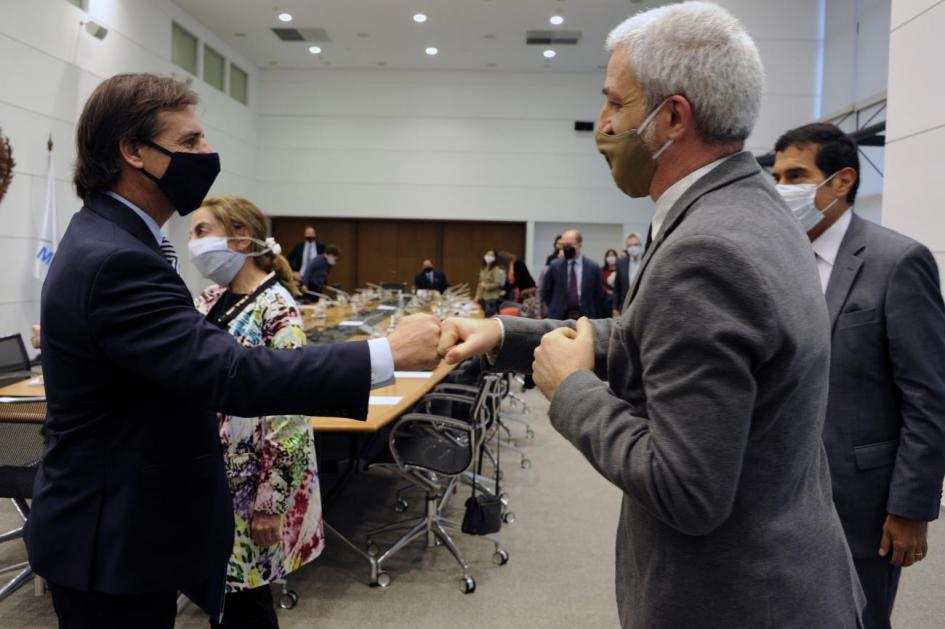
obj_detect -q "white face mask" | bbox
[626,244,643,258]
[483,255,495,265]
[325,255,337,266]
[606,255,617,265]
[188,236,281,286]
[776,172,840,232]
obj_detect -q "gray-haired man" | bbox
[438,2,864,627]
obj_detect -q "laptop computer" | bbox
[0,334,35,388]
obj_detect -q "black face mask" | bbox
[305,236,316,243]
[141,140,221,216]
[563,245,576,260]
[423,266,434,272]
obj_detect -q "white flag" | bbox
[33,149,58,282]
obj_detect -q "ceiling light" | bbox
[309,45,322,54]
[414,13,427,23]
[543,49,556,59]
[425,47,438,56]
[550,15,564,25]
[278,12,293,22]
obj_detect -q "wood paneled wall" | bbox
[270,218,526,293]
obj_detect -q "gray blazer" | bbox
[495,152,864,628]
[823,213,945,558]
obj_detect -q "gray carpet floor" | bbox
[0,388,943,628]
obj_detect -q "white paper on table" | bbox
[377,305,397,311]
[369,396,403,406]
[337,320,366,327]
[394,371,434,379]
[28,377,44,386]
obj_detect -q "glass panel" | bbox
[171,22,198,75]
[230,63,248,105]
[203,45,225,91]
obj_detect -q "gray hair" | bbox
[606,1,764,143]
[625,231,643,244]
[562,229,583,244]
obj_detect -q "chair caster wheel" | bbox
[278,591,298,609]
[366,541,380,557]
[521,459,532,470]
[499,492,510,506]
[526,428,535,439]
[503,511,516,524]
[373,572,392,588]
[394,498,409,513]
[460,576,476,594]
[493,549,510,566]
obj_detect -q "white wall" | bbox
[0,0,259,352]
[883,0,945,273]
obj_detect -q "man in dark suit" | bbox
[303,244,340,297]
[612,231,643,316]
[774,123,945,629]
[541,229,606,319]
[414,259,449,293]
[28,73,441,629]
[287,225,324,278]
[437,4,864,627]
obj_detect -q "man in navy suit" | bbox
[773,123,945,629]
[28,73,441,629]
[541,229,607,319]
[414,259,449,293]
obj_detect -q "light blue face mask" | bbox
[187,236,281,286]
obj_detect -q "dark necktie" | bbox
[568,261,579,309]
[160,237,180,274]
[644,224,653,252]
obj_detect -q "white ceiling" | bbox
[171,0,673,73]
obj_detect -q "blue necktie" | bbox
[160,237,180,274]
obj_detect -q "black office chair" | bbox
[0,335,33,388]
[0,400,46,602]
[364,374,509,593]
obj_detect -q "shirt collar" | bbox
[650,152,740,239]
[811,208,853,267]
[105,191,164,245]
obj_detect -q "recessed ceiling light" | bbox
[414,13,427,23]
[309,45,322,54]
[550,15,564,25]
[484,33,496,39]
[543,49,556,59]
[234,32,247,38]
[357,32,370,38]
[278,12,293,22]
[377,61,387,66]
[425,47,438,56]
[487,63,497,68]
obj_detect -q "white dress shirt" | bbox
[105,191,164,245]
[650,152,741,241]
[300,240,318,277]
[811,208,853,293]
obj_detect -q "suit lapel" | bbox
[625,152,762,307]
[825,213,867,331]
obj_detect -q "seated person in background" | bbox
[303,244,339,298]
[414,259,449,293]
[189,195,322,629]
[287,225,324,280]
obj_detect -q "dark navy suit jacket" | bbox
[822,213,945,558]
[27,192,370,595]
[541,256,607,319]
[303,254,331,294]
[414,269,449,293]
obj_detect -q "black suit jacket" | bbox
[541,256,606,319]
[27,193,370,595]
[303,255,331,294]
[288,240,324,272]
[414,269,449,293]
[613,255,642,313]
[822,213,945,558]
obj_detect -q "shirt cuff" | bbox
[487,316,505,365]
[368,337,396,389]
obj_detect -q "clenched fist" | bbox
[438,317,503,365]
[387,313,442,371]
[532,317,595,400]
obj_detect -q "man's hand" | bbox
[532,317,594,400]
[438,318,503,365]
[388,313,441,371]
[251,512,281,547]
[30,324,41,350]
[879,513,928,567]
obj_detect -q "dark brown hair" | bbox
[74,73,198,200]
[200,196,301,297]
[324,244,341,257]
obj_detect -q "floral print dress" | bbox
[195,275,323,592]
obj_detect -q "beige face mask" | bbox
[595,98,673,198]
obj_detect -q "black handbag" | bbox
[461,429,502,535]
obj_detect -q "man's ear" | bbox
[119,137,145,170]
[833,166,858,200]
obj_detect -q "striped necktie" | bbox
[160,237,180,274]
